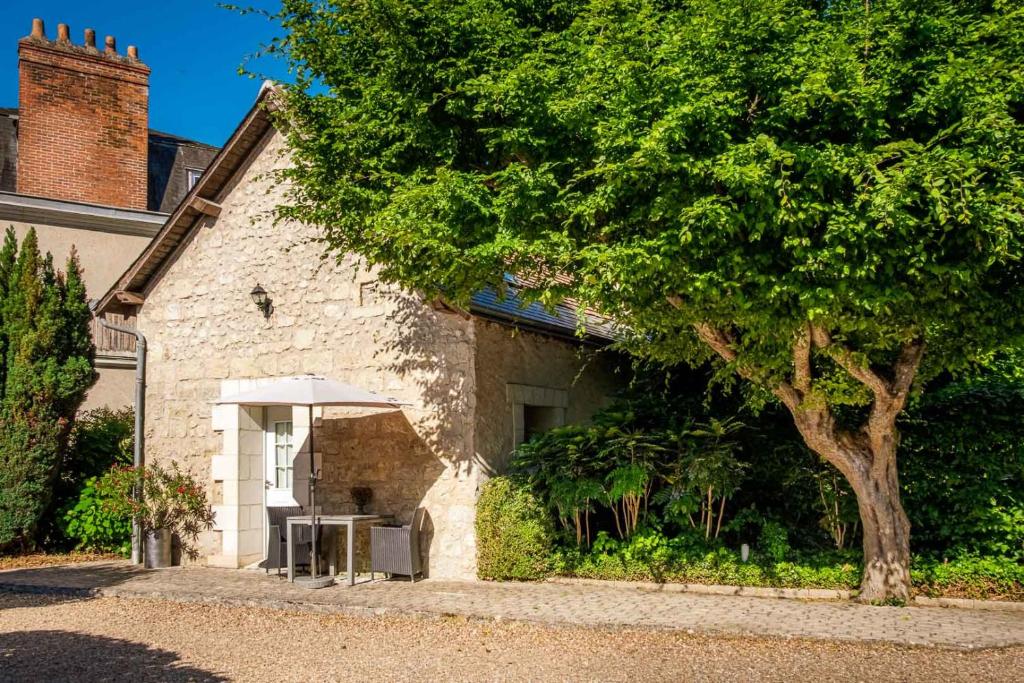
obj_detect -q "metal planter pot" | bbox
[144,528,173,568]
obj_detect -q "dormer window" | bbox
[186,168,203,190]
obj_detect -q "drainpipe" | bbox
[96,314,147,565]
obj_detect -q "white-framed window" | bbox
[272,421,294,489]
[186,167,203,190]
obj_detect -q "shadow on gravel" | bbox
[0,630,227,682]
[0,562,143,611]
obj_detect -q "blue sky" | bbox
[0,1,289,147]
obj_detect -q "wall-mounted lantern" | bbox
[250,283,273,318]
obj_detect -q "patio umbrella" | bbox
[217,375,406,587]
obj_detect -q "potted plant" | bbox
[100,462,216,568]
[350,486,373,514]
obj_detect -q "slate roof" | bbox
[470,286,615,342]
[0,107,218,212]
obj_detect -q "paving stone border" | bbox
[548,576,1024,611]
[547,577,854,601]
[913,595,1024,612]
[3,561,1024,649]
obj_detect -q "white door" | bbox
[265,406,297,507]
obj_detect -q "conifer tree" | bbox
[0,228,96,550]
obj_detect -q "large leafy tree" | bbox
[267,0,1024,600]
[0,228,96,550]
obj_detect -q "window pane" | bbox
[271,421,294,490]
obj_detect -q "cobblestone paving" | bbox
[2,561,1022,649]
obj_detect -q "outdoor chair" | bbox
[263,505,322,576]
[370,507,424,582]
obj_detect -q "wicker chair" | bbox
[370,508,424,582]
[263,505,320,575]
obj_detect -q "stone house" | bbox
[95,85,621,579]
[0,18,217,408]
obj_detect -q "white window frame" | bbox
[186,167,203,190]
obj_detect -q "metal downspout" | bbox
[95,315,147,565]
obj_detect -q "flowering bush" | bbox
[98,463,215,560]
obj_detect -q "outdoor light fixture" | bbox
[250,283,273,318]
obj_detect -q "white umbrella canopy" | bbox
[215,375,408,408]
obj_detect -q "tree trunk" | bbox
[849,456,912,602]
[686,317,924,603]
[798,424,913,602]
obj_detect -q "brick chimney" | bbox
[16,18,150,209]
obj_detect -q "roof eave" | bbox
[95,84,281,316]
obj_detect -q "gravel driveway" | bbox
[1,593,1022,682]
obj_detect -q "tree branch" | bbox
[667,299,870,479]
[891,339,924,400]
[812,326,892,399]
[793,322,813,394]
[690,321,803,411]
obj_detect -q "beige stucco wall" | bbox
[82,363,135,411]
[6,220,151,298]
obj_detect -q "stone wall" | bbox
[472,320,620,477]
[137,129,480,577]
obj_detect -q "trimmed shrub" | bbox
[476,476,554,580]
[912,554,1024,601]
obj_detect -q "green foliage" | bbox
[270,0,1024,392]
[475,476,555,580]
[62,474,131,555]
[97,462,215,560]
[512,398,746,545]
[44,408,135,549]
[899,375,1024,559]
[555,531,1024,599]
[64,408,134,478]
[757,521,791,564]
[555,531,862,590]
[911,553,1024,601]
[722,372,1024,558]
[0,228,96,551]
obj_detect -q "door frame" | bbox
[264,405,298,508]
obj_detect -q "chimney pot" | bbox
[17,17,150,210]
[127,45,139,61]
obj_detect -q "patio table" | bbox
[286,514,392,586]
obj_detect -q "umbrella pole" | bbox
[309,403,317,579]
